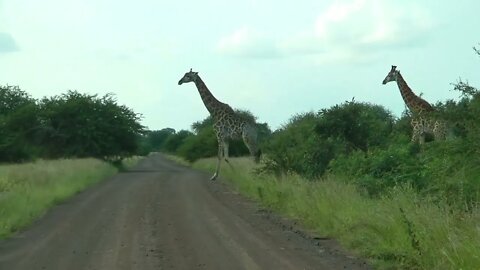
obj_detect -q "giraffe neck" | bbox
[194,76,223,115]
[396,72,421,113]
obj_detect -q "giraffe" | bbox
[178,69,261,180]
[382,65,446,144]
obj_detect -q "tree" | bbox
[0,85,41,161]
[38,91,144,160]
[148,128,176,150]
[162,130,194,153]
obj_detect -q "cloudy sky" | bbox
[0,0,478,131]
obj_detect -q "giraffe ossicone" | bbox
[382,65,446,144]
[178,69,261,180]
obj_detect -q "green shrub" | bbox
[329,144,424,196]
[315,101,394,152]
[163,130,194,153]
[263,101,395,179]
[177,126,217,162]
[262,112,328,178]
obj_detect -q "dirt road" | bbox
[0,154,370,270]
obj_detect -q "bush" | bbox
[38,91,144,159]
[177,126,217,162]
[163,130,194,153]
[329,144,424,196]
[262,112,323,177]
[263,101,395,179]
[315,101,394,152]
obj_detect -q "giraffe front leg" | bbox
[410,119,424,145]
[411,131,419,144]
[211,139,223,181]
[419,133,425,144]
[412,127,425,144]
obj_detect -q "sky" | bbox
[0,0,479,132]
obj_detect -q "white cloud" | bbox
[216,26,280,58]
[282,0,434,62]
[217,27,251,52]
[217,0,434,64]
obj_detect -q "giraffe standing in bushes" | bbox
[382,65,446,144]
[178,69,261,180]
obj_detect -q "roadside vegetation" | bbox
[0,158,117,238]
[192,157,480,270]
[0,86,147,239]
[160,47,480,269]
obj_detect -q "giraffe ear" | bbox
[194,72,198,75]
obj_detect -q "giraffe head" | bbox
[382,65,399,85]
[178,69,198,85]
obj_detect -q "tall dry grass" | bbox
[191,157,480,269]
[0,158,117,238]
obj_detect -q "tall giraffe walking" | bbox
[382,65,446,144]
[178,69,261,180]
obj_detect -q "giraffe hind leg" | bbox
[411,127,419,144]
[223,141,234,169]
[242,125,261,163]
[211,138,223,181]
[433,121,446,141]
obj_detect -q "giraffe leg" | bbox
[223,141,234,169]
[411,118,426,145]
[223,141,230,163]
[211,138,223,181]
[242,124,261,163]
[433,120,446,141]
[411,131,420,144]
[419,133,426,145]
[411,119,420,144]
[418,123,426,144]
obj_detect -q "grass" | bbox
[163,153,191,167]
[185,156,480,270]
[0,158,124,239]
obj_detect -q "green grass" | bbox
[187,157,480,270]
[0,158,119,239]
[163,153,192,167]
